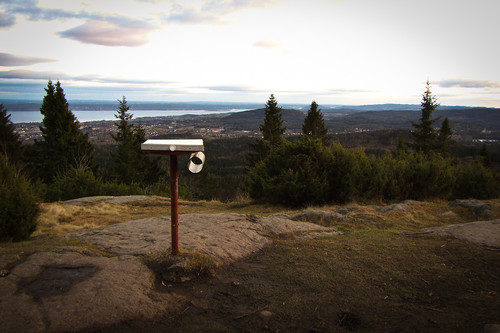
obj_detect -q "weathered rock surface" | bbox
[1,212,341,332]
[415,220,500,250]
[69,213,340,264]
[0,249,176,333]
[450,199,492,219]
[373,203,411,213]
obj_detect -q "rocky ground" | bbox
[0,196,498,332]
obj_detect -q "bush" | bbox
[45,167,144,202]
[454,160,499,199]
[248,138,334,206]
[0,156,39,241]
[247,139,500,206]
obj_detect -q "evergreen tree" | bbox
[437,117,453,154]
[111,96,163,185]
[248,94,286,167]
[259,94,286,146]
[36,81,95,181]
[411,80,440,154]
[0,104,22,161]
[395,133,409,156]
[0,155,39,241]
[479,144,491,167]
[302,101,328,143]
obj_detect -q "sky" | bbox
[0,0,499,107]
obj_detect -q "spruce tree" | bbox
[437,117,453,154]
[411,80,440,154]
[0,104,22,161]
[259,94,286,146]
[479,144,491,167]
[248,94,286,167]
[111,96,163,185]
[36,81,95,181]
[302,101,328,143]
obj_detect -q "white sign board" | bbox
[141,139,204,153]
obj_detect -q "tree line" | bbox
[1,81,499,241]
[1,81,171,241]
[246,84,498,206]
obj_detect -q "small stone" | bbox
[259,310,273,321]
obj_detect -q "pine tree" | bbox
[302,101,328,143]
[248,94,286,167]
[36,81,95,181]
[111,96,163,185]
[411,80,440,154]
[479,144,491,167]
[259,94,286,146]
[0,104,22,161]
[437,117,453,154]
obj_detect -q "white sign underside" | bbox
[141,139,204,152]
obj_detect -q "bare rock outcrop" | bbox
[449,200,492,220]
[0,250,176,332]
[415,220,500,250]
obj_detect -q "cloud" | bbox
[1,0,97,22]
[203,84,258,92]
[253,40,281,49]
[58,18,157,47]
[164,0,273,24]
[0,1,157,47]
[0,69,68,80]
[0,69,174,86]
[435,79,500,89]
[0,53,56,66]
[166,6,219,24]
[0,10,16,28]
[202,0,272,13]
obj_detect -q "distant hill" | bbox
[222,108,305,131]
[219,106,500,140]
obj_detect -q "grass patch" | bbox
[237,231,500,332]
[143,250,217,284]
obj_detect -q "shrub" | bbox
[0,156,39,241]
[45,167,144,202]
[248,138,333,206]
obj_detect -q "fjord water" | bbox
[9,109,248,123]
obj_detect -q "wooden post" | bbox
[170,154,179,254]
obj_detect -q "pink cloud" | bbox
[58,18,157,47]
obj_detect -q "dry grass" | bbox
[35,202,125,236]
[30,197,500,237]
[144,250,217,283]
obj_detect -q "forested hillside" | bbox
[2,83,500,241]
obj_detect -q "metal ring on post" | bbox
[188,151,205,173]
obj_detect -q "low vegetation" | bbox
[1,196,498,331]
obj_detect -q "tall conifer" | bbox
[411,80,440,153]
[0,104,22,161]
[302,101,328,143]
[111,96,163,185]
[260,94,285,146]
[437,117,453,154]
[36,80,94,181]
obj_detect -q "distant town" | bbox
[9,101,500,145]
